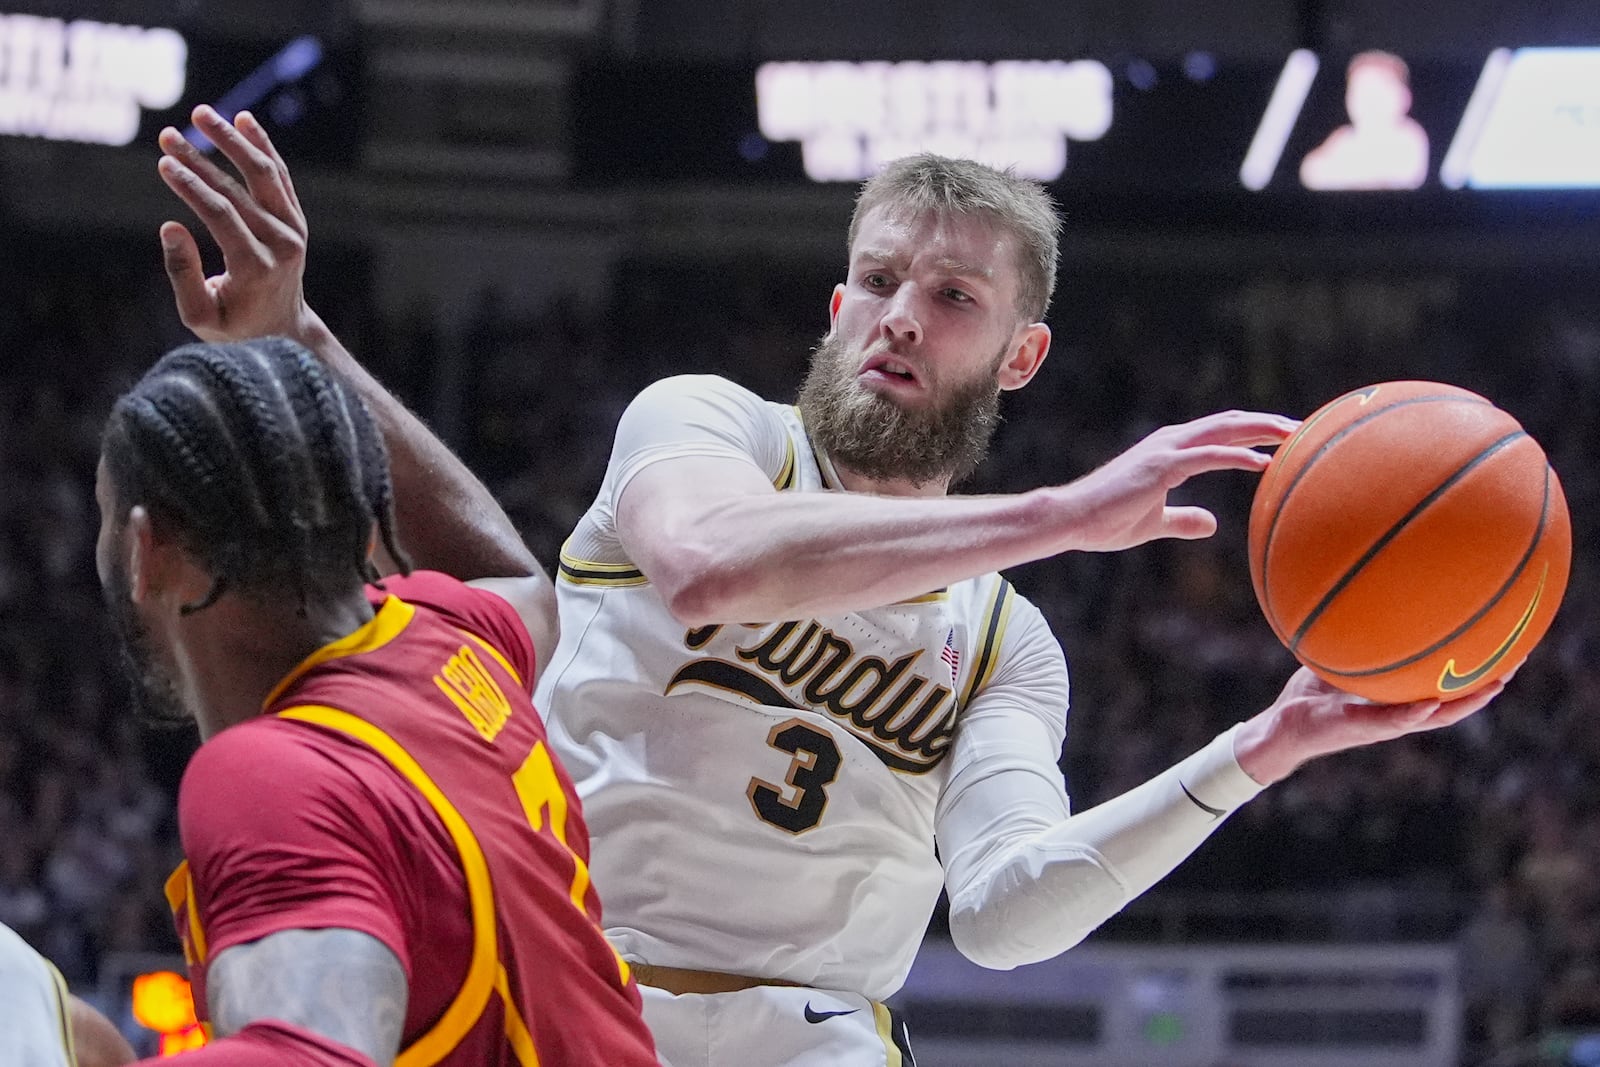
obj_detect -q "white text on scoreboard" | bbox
[756,60,1113,182]
[0,13,186,147]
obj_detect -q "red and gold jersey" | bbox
[167,570,658,1066]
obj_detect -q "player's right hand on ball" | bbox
[156,105,311,344]
[1050,410,1297,552]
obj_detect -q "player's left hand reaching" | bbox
[156,104,312,342]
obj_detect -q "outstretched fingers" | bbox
[190,106,304,236]
[235,110,305,223]
[1160,506,1219,540]
[156,153,268,274]
[1166,410,1300,450]
[159,221,216,330]
[1161,444,1275,486]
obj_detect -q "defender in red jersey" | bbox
[96,257,659,1063]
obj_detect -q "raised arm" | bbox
[152,106,553,662]
[614,380,1293,625]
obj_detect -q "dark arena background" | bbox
[1,1,1597,1064]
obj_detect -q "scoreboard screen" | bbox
[573,47,1600,204]
[0,8,362,165]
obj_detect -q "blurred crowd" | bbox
[2,230,1595,1064]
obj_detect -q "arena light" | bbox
[1444,47,1600,189]
[0,12,187,146]
[130,970,209,1056]
[755,60,1113,182]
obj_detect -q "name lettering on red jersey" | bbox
[434,645,512,742]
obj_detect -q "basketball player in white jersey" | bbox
[0,922,135,1067]
[533,155,1501,1066]
[146,113,1502,1067]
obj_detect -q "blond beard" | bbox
[795,332,1005,489]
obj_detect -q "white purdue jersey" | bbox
[0,922,75,1067]
[537,374,1070,1002]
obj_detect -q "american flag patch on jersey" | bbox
[941,629,960,683]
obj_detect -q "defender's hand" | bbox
[156,105,311,343]
[1050,410,1297,552]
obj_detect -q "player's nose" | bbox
[879,286,923,347]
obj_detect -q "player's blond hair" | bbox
[848,154,1062,322]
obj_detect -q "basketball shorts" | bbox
[640,983,917,1067]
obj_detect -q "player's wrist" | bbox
[1232,702,1316,786]
[1031,484,1094,554]
[288,303,332,351]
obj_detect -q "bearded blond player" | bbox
[535,156,1500,1066]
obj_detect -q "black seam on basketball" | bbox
[1260,394,1492,632]
[1288,428,1529,650]
[1297,461,1550,678]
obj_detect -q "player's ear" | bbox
[828,285,844,334]
[999,322,1050,391]
[125,506,158,604]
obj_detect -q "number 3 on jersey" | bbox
[747,719,841,834]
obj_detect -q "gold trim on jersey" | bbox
[494,964,541,1067]
[959,578,1014,708]
[557,541,648,588]
[896,590,949,605]
[459,628,525,691]
[873,1002,903,1067]
[45,955,74,1067]
[774,436,797,491]
[789,405,845,490]
[261,596,415,710]
[164,862,209,965]
[275,705,502,1067]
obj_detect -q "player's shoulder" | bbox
[181,716,343,792]
[370,569,497,626]
[0,920,48,979]
[948,571,1043,624]
[178,716,388,850]
[633,372,764,405]
[950,574,1061,672]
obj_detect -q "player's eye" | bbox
[864,273,890,290]
[943,288,973,303]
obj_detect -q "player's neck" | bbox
[832,463,950,499]
[175,594,376,739]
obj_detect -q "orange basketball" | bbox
[1248,381,1571,704]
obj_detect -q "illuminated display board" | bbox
[755,60,1113,182]
[0,13,186,145]
[0,10,361,164]
[573,49,1600,203]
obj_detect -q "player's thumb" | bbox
[1160,506,1219,540]
[159,222,211,327]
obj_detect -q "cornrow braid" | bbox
[102,337,412,613]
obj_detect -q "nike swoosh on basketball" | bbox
[1437,567,1547,693]
[804,1003,859,1023]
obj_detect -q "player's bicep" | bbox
[615,454,778,583]
[207,928,406,1065]
[935,604,1072,880]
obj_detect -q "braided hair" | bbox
[101,337,411,613]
